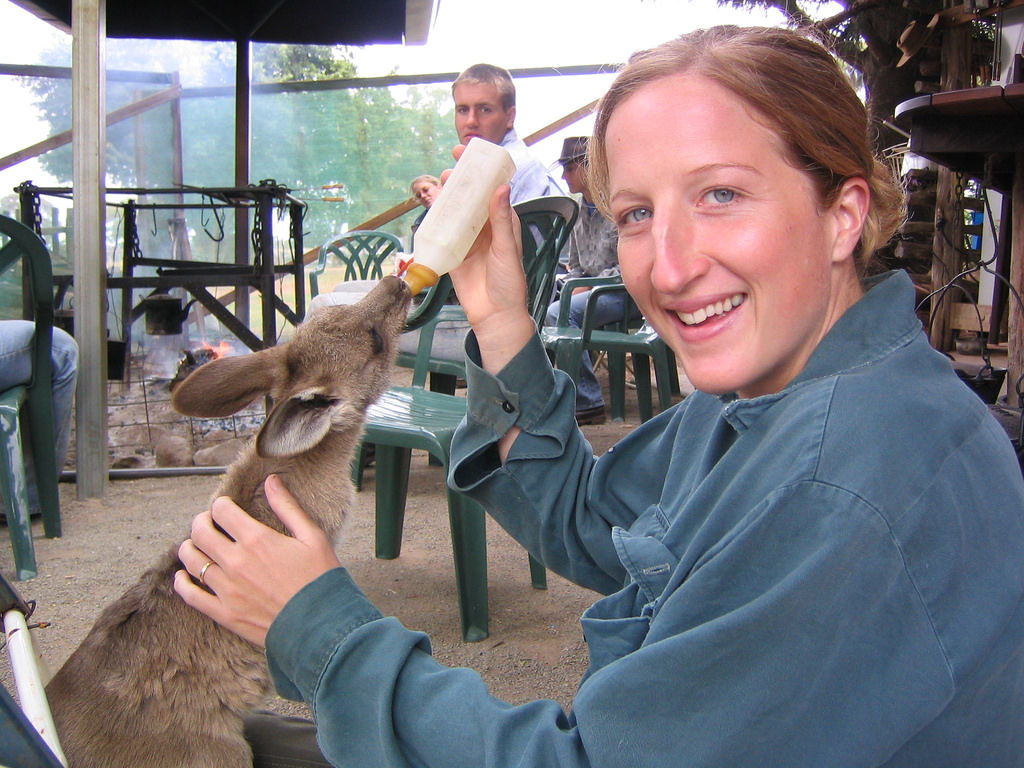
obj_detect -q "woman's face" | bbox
[413,181,440,208]
[605,74,868,399]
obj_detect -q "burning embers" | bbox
[169,340,234,392]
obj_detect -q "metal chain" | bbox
[27,190,43,237]
[251,200,265,269]
[125,201,143,262]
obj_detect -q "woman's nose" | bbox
[650,216,707,292]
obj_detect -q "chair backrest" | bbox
[310,229,403,296]
[513,195,579,327]
[0,215,55,394]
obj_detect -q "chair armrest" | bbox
[404,273,454,331]
[556,275,624,326]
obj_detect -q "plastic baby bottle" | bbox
[400,138,516,294]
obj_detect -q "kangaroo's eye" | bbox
[370,328,385,355]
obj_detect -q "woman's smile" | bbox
[676,293,746,327]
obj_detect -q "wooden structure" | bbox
[895,84,1024,405]
[6,0,436,497]
[18,182,306,352]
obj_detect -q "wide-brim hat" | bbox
[555,136,588,165]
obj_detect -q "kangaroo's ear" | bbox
[171,347,284,417]
[256,391,358,458]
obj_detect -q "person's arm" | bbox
[261,480,954,768]
[447,177,536,461]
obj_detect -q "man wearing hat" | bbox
[546,136,637,426]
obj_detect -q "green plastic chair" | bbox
[0,215,61,580]
[359,195,579,642]
[541,275,678,423]
[308,230,403,297]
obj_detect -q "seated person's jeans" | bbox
[0,321,78,512]
[545,290,637,411]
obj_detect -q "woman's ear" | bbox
[829,177,870,265]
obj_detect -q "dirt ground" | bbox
[1,362,688,727]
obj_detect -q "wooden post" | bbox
[929,25,972,353]
[72,0,108,498]
[930,167,960,351]
[1010,157,1024,405]
[233,40,251,328]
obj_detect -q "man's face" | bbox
[453,82,515,145]
[561,160,586,197]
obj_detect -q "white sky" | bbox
[0,0,802,192]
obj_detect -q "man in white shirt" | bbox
[451,63,563,204]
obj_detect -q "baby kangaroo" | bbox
[45,276,411,768]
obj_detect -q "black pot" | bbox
[143,296,196,335]
[954,364,1007,405]
[106,340,127,380]
[49,310,127,379]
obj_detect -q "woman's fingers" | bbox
[173,476,342,647]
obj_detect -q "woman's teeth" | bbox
[678,294,745,326]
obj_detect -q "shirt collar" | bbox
[720,270,921,424]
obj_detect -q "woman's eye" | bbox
[707,188,736,204]
[625,207,652,224]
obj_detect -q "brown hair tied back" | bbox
[588,26,906,273]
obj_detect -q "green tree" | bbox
[22,40,455,253]
[253,43,356,82]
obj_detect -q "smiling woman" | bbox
[165,25,1024,768]
[587,28,907,401]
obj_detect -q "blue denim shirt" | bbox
[266,271,1024,767]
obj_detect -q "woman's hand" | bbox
[446,145,537,375]
[173,474,341,647]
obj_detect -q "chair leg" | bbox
[0,408,36,580]
[447,489,489,642]
[25,395,61,539]
[607,351,627,422]
[633,354,655,423]
[529,555,547,590]
[350,442,366,491]
[666,348,681,396]
[652,346,675,412]
[373,444,412,560]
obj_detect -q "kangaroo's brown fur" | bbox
[45,277,411,768]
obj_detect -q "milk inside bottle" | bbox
[400,138,516,294]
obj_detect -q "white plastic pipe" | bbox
[4,608,68,766]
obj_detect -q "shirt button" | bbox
[501,400,515,413]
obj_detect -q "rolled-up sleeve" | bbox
[449,331,634,594]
